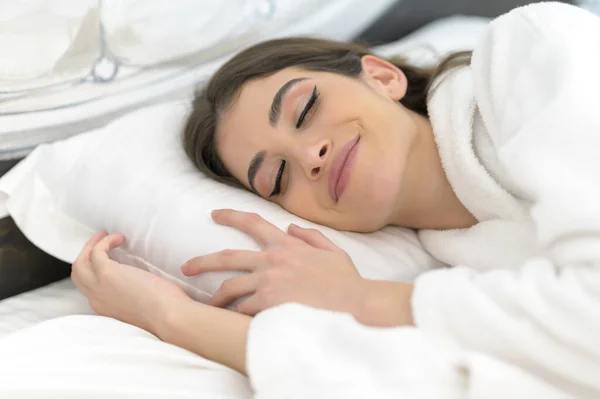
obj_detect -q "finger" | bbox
[211,209,289,249]
[287,224,343,253]
[182,249,263,276]
[90,234,126,271]
[236,294,266,316]
[209,273,261,308]
[74,231,108,266]
[72,232,108,291]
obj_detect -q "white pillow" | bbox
[0,101,443,303]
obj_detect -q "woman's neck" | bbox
[390,112,478,230]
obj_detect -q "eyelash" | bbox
[269,160,286,198]
[295,86,320,129]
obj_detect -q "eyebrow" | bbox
[269,77,307,126]
[248,150,266,193]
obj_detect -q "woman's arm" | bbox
[154,288,456,398]
[155,298,251,375]
[71,232,253,375]
[153,279,414,375]
[71,231,416,378]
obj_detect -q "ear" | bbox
[360,55,408,101]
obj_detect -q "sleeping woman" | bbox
[71,3,600,397]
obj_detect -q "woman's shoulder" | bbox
[474,2,599,67]
[485,2,598,37]
[473,2,599,70]
[470,2,600,146]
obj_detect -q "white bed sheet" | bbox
[0,278,92,339]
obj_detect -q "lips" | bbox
[328,136,360,202]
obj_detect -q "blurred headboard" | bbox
[356,0,575,45]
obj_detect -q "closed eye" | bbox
[296,86,320,128]
[269,160,286,197]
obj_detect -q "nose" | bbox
[299,139,331,180]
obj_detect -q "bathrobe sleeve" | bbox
[245,4,600,399]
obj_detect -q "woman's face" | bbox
[216,56,420,232]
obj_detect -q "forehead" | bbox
[229,66,311,116]
[220,66,306,129]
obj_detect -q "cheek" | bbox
[341,140,404,227]
[278,186,322,222]
[357,160,400,211]
[280,185,349,229]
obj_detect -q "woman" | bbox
[71,3,600,398]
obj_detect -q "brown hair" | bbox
[183,37,470,188]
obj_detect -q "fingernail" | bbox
[182,258,195,273]
[109,234,125,246]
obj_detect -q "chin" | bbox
[358,208,390,232]
[351,220,386,233]
[325,193,396,233]
[330,206,389,233]
[329,219,383,233]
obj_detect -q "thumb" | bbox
[287,224,343,252]
[90,234,126,270]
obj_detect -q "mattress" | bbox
[0,278,91,339]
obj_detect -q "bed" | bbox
[0,2,523,397]
[0,11,493,338]
[0,278,90,339]
[1,2,598,397]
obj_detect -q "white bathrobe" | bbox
[246,3,600,398]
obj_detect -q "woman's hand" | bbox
[71,232,191,335]
[183,209,415,326]
[182,209,366,317]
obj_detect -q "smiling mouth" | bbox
[328,136,360,202]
